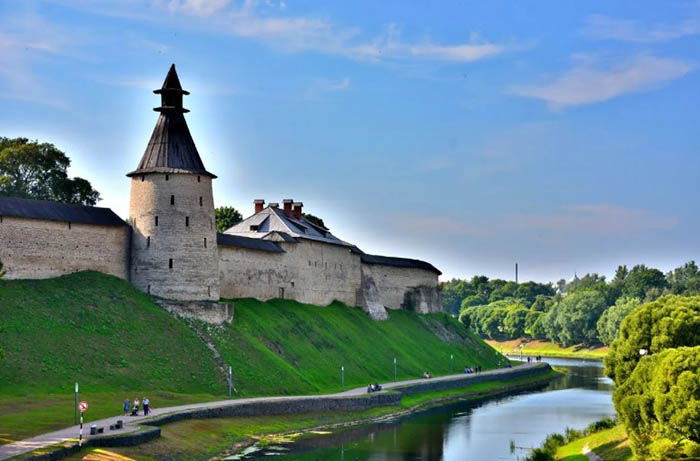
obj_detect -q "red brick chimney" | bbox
[282,199,293,217]
[254,199,265,213]
[292,202,303,219]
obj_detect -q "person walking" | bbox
[131,398,140,416]
[123,398,130,416]
[143,397,150,416]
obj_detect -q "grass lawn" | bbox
[486,339,608,360]
[0,271,505,443]
[555,424,632,461]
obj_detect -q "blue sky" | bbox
[2,0,699,282]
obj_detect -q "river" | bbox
[232,357,614,460]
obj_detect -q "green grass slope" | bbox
[213,298,504,396]
[0,271,504,441]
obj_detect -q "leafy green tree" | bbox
[609,265,629,300]
[488,281,518,303]
[214,206,243,232]
[667,261,700,296]
[460,293,487,309]
[613,347,700,459]
[530,294,553,312]
[302,213,326,229]
[526,311,547,339]
[621,264,667,301]
[503,304,529,338]
[596,297,641,346]
[551,290,607,346]
[0,137,100,205]
[605,295,700,386]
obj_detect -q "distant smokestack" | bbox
[254,199,265,214]
[515,263,518,284]
[292,202,303,219]
[282,199,293,217]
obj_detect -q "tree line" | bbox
[447,261,700,347]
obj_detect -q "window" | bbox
[147,236,150,248]
[147,284,151,294]
[250,225,259,231]
[0,216,3,223]
[155,216,159,226]
[199,196,203,206]
[68,222,72,230]
[141,175,145,182]
[170,195,175,205]
[291,281,295,288]
[169,258,173,269]
[204,237,207,248]
[165,174,169,181]
[197,176,201,183]
[185,216,190,227]
[279,287,285,299]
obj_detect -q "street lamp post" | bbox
[450,354,454,374]
[519,344,523,362]
[341,366,345,391]
[393,358,397,382]
[74,382,79,425]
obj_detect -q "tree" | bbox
[596,297,641,346]
[604,295,700,387]
[613,347,700,459]
[503,304,529,338]
[0,137,100,205]
[667,261,700,296]
[550,290,607,346]
[214,206,242,232]
[302,213,326,229]
[622,264,667,301]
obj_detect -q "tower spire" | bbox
[153,64,190,113]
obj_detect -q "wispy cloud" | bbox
[304,76,350,100]
[59,0,507,63]
[583,14,700,42]
[510,54,696,109]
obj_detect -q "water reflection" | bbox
[235,358,615,461]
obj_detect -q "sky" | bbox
[1,0,699,283]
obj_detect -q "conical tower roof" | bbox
[127,64,216,178]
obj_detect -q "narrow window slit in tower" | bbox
[147,284,151,294]
[198,176,201,183]
[186,216,189,227]
[169,258,173,269]
[165,174,169,181]
[141,175,145,182]
[171,195,175,205]
[68,222,71,230]
[147,236,150,248]
[155,216,159,226]
[204,237,207,248]
[199,196,203,206]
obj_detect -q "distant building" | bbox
[0,65,442,321]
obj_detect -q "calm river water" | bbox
[233,358,615,461]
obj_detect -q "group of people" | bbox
[526,355,542,363]
[123,397,151,417]
[464,365,482,374]
[366,383,383,393]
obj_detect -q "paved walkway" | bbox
[0,363,542,460]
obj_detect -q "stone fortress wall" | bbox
[129,173,220,301]
[218,239,361,306]
[360,262,442,313]
[0,215,129,280]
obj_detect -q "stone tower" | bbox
[127,64,220,301]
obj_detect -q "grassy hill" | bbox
[0,271,504,442]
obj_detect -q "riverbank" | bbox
[555,424,631,461]
[0,272,504,444]
[486,339,608,360]
[7,364,556,460]
[62,368,559,460]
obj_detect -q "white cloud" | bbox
[510,54,696,109]
[304,76,350,100]
[583,14,700,42]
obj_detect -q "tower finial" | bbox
[153,64,190,113]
